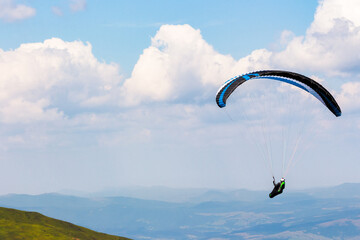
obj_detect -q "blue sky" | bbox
[0,0,359,195]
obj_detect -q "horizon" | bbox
[2,181,360,199]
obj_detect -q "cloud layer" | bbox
[272,0,360,76]
[2,0,359,122]
[1,0,360,193]
[0,38,121,124]
[1,0,359,138]
[121,24,271,106]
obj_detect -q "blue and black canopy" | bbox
[215,70,341,117]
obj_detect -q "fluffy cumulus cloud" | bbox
[0,0,35,22]
[0,38,122,124]
[337,82,360,113]
[272,0,360,76]
[121,24,271,106]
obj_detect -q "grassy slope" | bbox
[0,207,131,240]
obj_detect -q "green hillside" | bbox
[0,207,131,240]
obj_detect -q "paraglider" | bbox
[215,70,341,198]
[269,177,285,198]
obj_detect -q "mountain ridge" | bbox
[0,206,131,240]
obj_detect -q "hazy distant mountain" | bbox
[1,183,360,239]
[71,186,211,202]
[300,182,360,199]
[0,207,130,240]
[78,183,360,202]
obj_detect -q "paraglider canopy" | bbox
[216,70,341,117]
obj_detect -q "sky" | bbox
[0,0,359,195]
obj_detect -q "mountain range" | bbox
[1,183,360,239]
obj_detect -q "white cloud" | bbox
[0,98,63,124]
[0,0,35,22]
[279,30,296,46]
[70,0,86,12]
[121,24,271,106]
[308,0,360,34]
[337,82,360,112]
[271,0,360,75]
[0,38,122,124]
